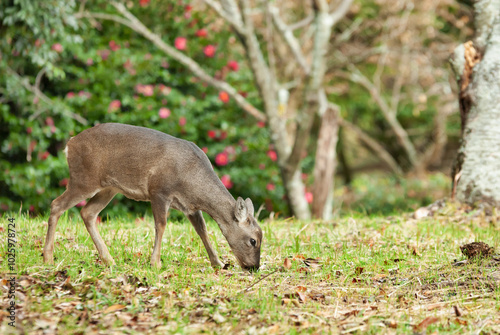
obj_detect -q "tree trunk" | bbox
[451,0,500,205]
[312,105,339,219]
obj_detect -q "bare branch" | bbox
[339,66,419,167]
[4,65,88,125]
[329,0,354,27]
[84,2,266,121]
[35,68,46,91]
[289,14,314,31]
[339,118,403,175]
[269,6,310,73]
[203,0,244,34]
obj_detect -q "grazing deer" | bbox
[43,123,262,270]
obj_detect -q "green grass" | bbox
[1,207,500,334]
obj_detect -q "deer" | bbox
[42,123,262,270]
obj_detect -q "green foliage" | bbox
[0,0,286,217]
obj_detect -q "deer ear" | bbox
[245,198,254,217]
[235,197,248,222]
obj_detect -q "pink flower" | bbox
[257,121,265,128]
[267,150,278,162]
[220,174,233,189]
[51,43,63,53]
[159,107,171,119]
[219,91,229,103]
[76,200,87,208]
[227,60,239,71]
[108,100,121,112]
[86,58,93,66]
[179,117,186,126]
[139,0,150,6]
[305,192,313,204]
[98,49,110,61]
[259,164,265,170]
[266,183,275,191]
[39,151,50,160]
[59,178,69,187]
[45,117,54,126]
[175,37,187,50]
[204,45,216,57]
[202,147,208,154]
[185,4,193,12]
[26,127,32,134]
[215,152,229,166]
[29,205,35,212]
[109,40,120,51]
[196,29,208,38]
[143,84,154,96]
[207,130,216,139]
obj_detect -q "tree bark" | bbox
[312,105,339,219]
[452,0,500,205]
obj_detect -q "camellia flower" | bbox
[220,174,233,189]
[219,91,229,103]
[215,152,229,166]
[45,117,54,126]
[227,60,239,71]
[76,200,87,208]
[266,183,275,191]
[179,117,186,126]
[203,45,216,57]
[267,150,278,162]
[139,0,150,6]
[175,37,187,50]
[109,40,120,51]
[202,147,208,154]
[39,151,50,160]
[51,43,63,53]
[207,130,216,139]
[305,192,313,204]
[59,178,69,187]
[108,100,121,112]
[257,121,265,128]
[196,29,208,37]
[158,107,170,119]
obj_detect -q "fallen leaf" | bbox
[284,258,292,269]
[296,290,307,303]
[414,316,439,331]
[454,318,467,326]
[294,254,305,260]
[212,312,226,323]
[303,258,321,269]
[385,320,397,328]
[104,304,127,314]
[355,267,364,275]
[296,286,307,292]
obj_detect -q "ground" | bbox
[1,202,499,334]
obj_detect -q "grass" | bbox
[1,205,500,334]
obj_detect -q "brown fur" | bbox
[43,123,262,270]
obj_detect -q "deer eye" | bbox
[250,238,256,247]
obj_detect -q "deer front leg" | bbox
[187,211,224,268]
[150,198,169,269]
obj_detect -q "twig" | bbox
[239,268,279,293]
[4,65,88,125]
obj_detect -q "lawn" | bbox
[1,203,499,334]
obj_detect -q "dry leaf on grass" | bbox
[104,304,127,314]
[413,316,439,331]
[284,258,292,269]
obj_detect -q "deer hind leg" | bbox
[43,185,95,264]
[150,197,170,269]
[80,188,117,266]
[188,211,224,268]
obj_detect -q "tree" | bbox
[76,0,353,219]
[450,0,500,205]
